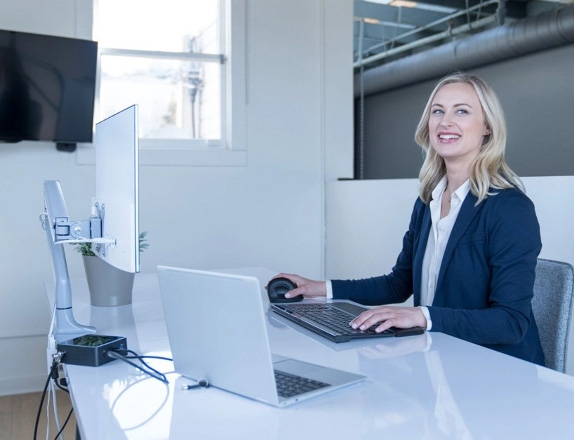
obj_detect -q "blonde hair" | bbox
[414,72,523,204]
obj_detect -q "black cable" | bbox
[106,350,169,384]
[33,360,58,440]
[52,407,74,440]
[119,349,173,363]
[35,350,171,440]
[112,348,172,381]
[54,379,69,393]
[114,348,171,368]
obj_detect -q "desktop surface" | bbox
[58,270,574,440]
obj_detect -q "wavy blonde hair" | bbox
[415,72,523,204]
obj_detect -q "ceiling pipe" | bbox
[354,3,574,97]
[355,14,498,68]
[355,0,501,68]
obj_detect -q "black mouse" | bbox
[267,277,303,303]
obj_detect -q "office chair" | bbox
[531,258,574,373]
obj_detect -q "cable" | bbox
[49,380,61,440]
[110,348,172,376]
[54,379,69,393]
[36,353,73,440]
[36,349,172,440]
[118,349,173,363]
[34,360,58,440]
[50,374,70,440]
[181,378,210,390]
[52,367,72,440]
[106,350,170,384]
[52,408,74,440]
[109,374,171,431]
[47,379,54,440]
[35,349,171,440]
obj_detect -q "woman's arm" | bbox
[331,199,425,306]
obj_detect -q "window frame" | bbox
[76,0,246,167]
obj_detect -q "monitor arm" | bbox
[41,180,115,341]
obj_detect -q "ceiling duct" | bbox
[354,4,574,97]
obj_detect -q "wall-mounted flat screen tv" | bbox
[0,29,97,145]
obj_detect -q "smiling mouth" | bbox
[439,134,460,140]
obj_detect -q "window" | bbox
[78,0,246,166]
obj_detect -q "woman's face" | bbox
[428,82,489,168]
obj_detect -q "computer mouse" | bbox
[267,277,303,303]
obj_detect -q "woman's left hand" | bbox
[350,306,427,333]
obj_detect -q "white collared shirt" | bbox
[419,177,471,330]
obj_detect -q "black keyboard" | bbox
[286,303,392,335]
[271,302,424,343]
[274,370,330,398]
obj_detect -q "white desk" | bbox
[57,269,574,439]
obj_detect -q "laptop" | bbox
[270,301,425,343]
[157,266,365,407]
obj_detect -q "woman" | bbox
[277,72,544,365]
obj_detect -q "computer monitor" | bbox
[92,105,140,273]
[42,105,140,341]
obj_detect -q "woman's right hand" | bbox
[268,273,327,299]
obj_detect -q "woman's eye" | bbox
[456,109,469,114]
[431,109,443,115]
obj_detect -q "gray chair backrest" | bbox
[531,258,574,373]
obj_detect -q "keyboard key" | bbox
[275,370,330,398]
[281,303,394,336]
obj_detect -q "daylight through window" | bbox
[94,0,224,146]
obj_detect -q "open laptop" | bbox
[157,266,365,407]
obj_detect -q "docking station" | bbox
[57,334,127,367]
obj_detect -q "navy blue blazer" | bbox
[332,187,545,365]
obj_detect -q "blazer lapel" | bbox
[435,192,483,295]
[412,204,432,307]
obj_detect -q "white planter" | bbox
[82,256,135,307]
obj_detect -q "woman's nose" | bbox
[439,113,454,127]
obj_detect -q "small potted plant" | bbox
[74,231,148,307]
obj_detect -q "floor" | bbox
[0,390,76,440]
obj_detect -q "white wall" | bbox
[0,0,354,395]
[326,177,574,373]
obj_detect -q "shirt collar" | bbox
[431,176,471,202]
[431,176,448,202]
[452,180,471,202]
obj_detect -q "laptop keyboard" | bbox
[279,303,394,336]
[274,370,330,398]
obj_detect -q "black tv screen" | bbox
[0,29,97,144]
